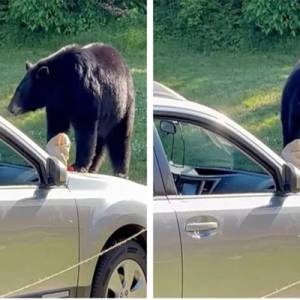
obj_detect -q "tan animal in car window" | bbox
[282,139,300,169]
[46,133,71,166]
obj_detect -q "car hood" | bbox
[67,172,147,203]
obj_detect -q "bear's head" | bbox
[7,61,50,115]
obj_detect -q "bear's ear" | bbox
[25,61,33,71]
[36,66,50,79]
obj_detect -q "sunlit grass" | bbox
[242,89,279,111]
[154,40,299,154]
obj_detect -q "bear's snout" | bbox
[7,96,23,116]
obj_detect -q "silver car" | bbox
[0,116,147,298]
[154,82,300,298]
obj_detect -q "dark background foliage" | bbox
[2,0,145,28]
[154,0,300,51]
[0,0,146,42]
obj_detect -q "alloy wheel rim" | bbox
[106,259,146,298]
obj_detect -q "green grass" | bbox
[0,22,146,184]
[154,39,300,154]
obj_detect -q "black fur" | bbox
[7,43,135,177]
[281,62,300,147]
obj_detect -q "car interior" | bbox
[0,140,39,185]
[156,119,275,195]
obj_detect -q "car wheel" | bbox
[91,240,146,298]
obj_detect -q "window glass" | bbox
[155,119,275,195]
[0,140,39,186]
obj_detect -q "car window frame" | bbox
[154,126,177,197]
[154,110,285,195]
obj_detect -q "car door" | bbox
[0,136,78,297]
[153,128,182,298]
[155,113,300,298]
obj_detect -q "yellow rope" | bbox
[261,278,300,298]
[0,229,146,298]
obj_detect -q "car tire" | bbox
[91,239,147,298]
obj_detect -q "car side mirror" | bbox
[282,163,300,193]
[160,120,176,135]
[46,156,67,186]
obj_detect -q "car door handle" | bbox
[185,221,218,232]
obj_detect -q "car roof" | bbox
[153,81,230,122]
[153,82,186,101]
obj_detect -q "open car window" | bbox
[0,139,40,186]
[155,118,275,195]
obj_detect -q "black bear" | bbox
[7,43,135,177]
[281,62,300,147]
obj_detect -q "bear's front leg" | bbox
[72,122,98,172]
[46,110,70,141]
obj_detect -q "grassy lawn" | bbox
[154,40,300,154]
[0,23,146,184]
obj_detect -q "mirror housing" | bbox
[46,156,67,186]
[282,163,300,193]
[160,120,176,135]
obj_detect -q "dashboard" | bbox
[0,163,39,185]
[170,164,275,195]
